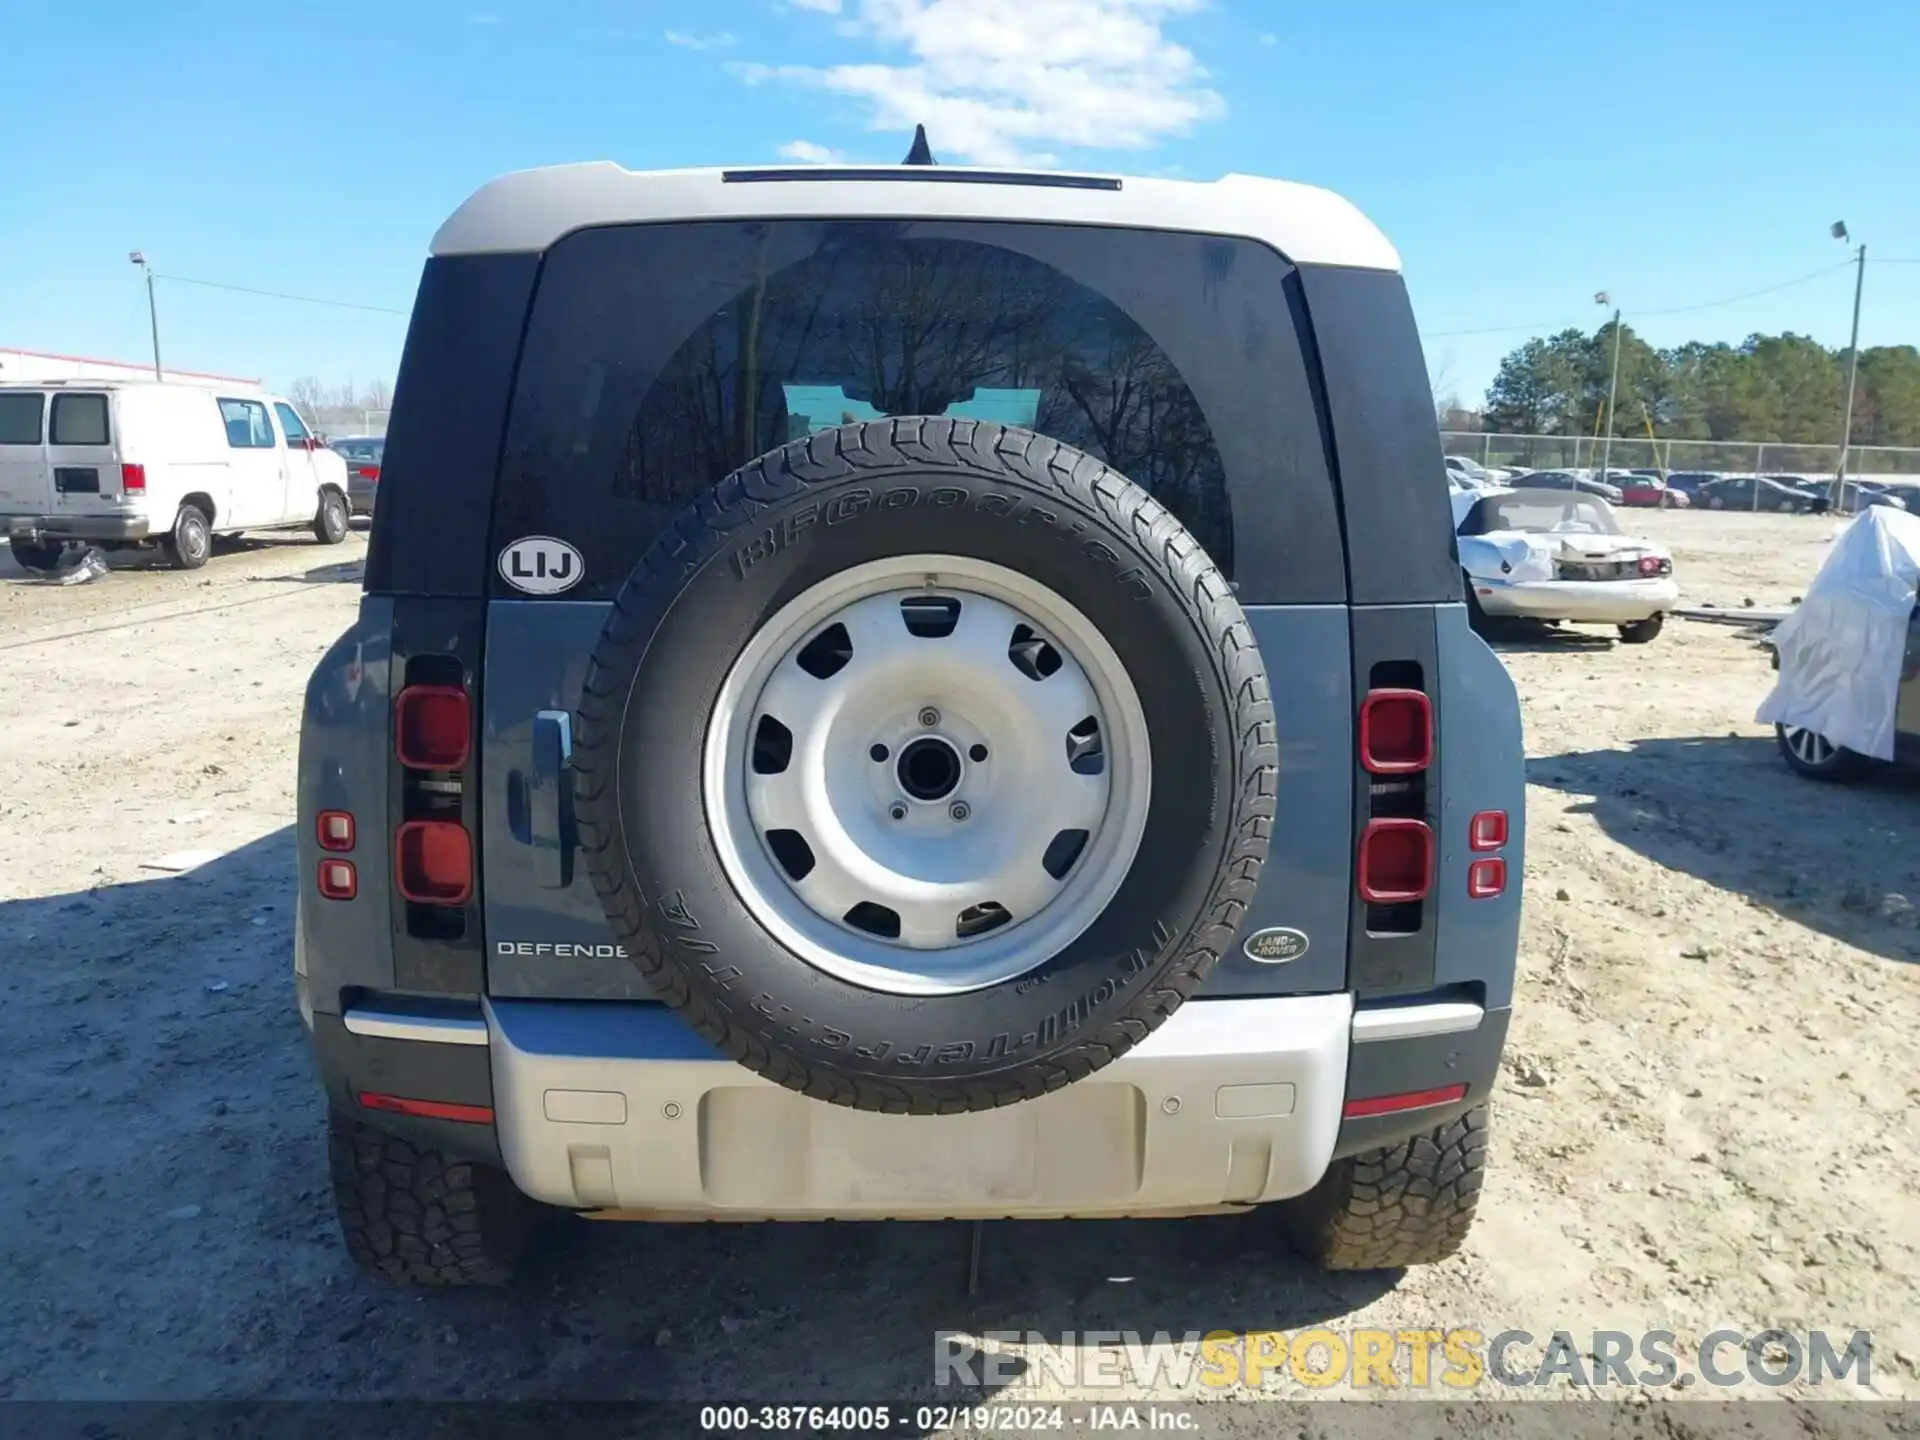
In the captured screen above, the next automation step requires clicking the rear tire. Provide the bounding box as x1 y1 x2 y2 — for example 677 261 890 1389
1618 615 1664 644
161 504 211 570
313 487 349 545
1280 1105 1490 1270
327 1109 537 1287
8 537 66 573
1775 724 1874 783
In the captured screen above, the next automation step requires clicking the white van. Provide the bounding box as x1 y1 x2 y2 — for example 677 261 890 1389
0 380 353 571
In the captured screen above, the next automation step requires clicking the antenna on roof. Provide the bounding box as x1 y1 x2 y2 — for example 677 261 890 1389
902 124 936 166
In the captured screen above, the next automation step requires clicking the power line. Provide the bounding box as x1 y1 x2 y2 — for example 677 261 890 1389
154 273 410 316
1424 258 1858 340
1424 316 1584 339
1628 259 1854 317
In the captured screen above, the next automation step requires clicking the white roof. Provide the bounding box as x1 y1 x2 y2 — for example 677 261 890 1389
429 162 1401 272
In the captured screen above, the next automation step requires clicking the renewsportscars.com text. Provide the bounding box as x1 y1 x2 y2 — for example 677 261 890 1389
935 1327 1874 1392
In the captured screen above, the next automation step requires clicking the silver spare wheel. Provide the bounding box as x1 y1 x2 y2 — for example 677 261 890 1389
704 554 1152 996
570 419 1276 1114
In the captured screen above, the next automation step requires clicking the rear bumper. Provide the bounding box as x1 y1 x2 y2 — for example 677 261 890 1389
486 994 1355 1218
312 991 1510 1220
1475 575 1677 623
5 513 150 543
346 483 377 516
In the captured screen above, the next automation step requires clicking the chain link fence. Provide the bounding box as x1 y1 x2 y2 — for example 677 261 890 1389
307 407 390 439
1442 431 1920 481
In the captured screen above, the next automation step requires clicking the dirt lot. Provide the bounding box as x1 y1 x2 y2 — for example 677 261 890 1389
1 512 1915 1423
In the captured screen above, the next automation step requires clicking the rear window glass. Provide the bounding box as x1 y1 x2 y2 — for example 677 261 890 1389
50 393 110 446
490 220 1345 603
1462 492 1621 536
0 393 43 445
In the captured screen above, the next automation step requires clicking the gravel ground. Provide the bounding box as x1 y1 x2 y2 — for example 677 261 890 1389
1 512 1915 1428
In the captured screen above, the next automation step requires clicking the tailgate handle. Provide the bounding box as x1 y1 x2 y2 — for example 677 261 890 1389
530 709 575 889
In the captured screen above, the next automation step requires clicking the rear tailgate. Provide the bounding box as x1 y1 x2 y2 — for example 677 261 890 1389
375 227 1505 1011
43 390 126 521
0 390 53 513
467 220 1372 1003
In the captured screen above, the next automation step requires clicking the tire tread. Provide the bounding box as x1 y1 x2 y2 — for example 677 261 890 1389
1285 1105 1489 1270
327 1109 533 1287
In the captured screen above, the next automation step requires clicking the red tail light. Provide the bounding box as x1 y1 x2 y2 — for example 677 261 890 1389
1467 857 1507 899
1359 689 1433 774
358 1092 493 1125
1357 818 1434 903
317 859 357 900
317 810 356 852
395 685 470 770
355 465 380 482
1468 810 1507 851
120 463 146 495
395 820 472 905
1343 1083 1467 1119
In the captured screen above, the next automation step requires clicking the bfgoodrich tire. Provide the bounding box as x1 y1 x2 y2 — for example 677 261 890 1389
327 1109 536 1287
572 419 1276 1115
1280 1105 1490 1270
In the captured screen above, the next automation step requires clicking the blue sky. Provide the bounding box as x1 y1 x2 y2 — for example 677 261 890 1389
4 0 1918 407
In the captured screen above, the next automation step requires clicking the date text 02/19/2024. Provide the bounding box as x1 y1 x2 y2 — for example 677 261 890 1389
697 1404 1197 1432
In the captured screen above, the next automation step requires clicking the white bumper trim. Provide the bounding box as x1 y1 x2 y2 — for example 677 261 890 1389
486 993 1352 1220
1472 575 1679 623
1351 1000 1484 1043
342 1005 489 1046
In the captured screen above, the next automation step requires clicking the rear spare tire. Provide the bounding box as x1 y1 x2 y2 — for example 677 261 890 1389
572 420 1275 1114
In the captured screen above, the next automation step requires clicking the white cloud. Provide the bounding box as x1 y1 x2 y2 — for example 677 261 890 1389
740 0 1223 168
666 29 738 49
778 139 849 163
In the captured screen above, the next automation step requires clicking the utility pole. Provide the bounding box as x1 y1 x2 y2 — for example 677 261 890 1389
129 251 162 380
1595 292 1622 482
1831 222 1866 503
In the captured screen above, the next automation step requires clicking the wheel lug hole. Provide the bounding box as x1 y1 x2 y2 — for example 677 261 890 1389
968 744 988 763
888 802 908 821
949 802 970 822
918 707 940 727
869 743 889 763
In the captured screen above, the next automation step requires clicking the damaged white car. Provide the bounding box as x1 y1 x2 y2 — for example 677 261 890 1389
1454 487 1678 643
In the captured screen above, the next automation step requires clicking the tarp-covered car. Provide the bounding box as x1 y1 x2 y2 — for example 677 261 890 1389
1757 506 1920 780
1454 487 1678 643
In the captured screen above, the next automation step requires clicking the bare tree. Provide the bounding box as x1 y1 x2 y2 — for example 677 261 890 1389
1428 347 1460 425
287 377 327 421
360 379 393 411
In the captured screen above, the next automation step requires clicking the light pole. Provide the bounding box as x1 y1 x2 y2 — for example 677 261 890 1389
1595 291 1623 482
1831 222 1866 502
129 251 162 380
